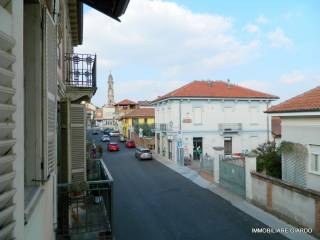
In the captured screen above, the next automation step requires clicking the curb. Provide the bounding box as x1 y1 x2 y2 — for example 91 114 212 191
153 154 317 240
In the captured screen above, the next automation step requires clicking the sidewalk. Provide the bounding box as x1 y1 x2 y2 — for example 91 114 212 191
153 153 317 240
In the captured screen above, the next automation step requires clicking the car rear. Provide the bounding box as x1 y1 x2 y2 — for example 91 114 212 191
108 142 120 151
138 148 152 160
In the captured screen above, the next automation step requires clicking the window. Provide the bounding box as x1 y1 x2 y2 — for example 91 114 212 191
193 107 202 125
310 145 320 174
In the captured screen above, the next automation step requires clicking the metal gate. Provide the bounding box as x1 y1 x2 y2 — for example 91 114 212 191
219 158 245 198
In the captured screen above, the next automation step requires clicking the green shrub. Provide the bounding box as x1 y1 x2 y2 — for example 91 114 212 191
253 141 282 178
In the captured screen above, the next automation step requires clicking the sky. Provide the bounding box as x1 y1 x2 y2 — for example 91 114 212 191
76 0 320 107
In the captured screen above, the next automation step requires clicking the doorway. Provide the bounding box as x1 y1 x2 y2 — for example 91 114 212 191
224 137 232 156
168 140 173 160
193 137 202 160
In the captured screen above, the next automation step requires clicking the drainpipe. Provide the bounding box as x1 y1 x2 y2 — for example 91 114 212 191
179 100 182 131
267 101 270 142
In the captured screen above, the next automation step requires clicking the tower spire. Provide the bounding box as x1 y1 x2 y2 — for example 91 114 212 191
107 73 115 105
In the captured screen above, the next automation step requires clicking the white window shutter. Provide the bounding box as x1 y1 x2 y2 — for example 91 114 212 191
0 2 17 239
70 104 86 183
42 9 57 179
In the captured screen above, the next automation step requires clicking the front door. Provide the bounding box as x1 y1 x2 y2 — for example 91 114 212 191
193 137 202 160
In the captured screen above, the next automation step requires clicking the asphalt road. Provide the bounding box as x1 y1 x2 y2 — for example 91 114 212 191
89 133 287 240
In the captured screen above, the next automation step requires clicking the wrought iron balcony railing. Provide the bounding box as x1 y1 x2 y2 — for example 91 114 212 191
65 53 96 88
57 159 113 239
218 123 242 133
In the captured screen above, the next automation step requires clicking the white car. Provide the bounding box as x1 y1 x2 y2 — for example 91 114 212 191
101 135 110 142
109 131 120 137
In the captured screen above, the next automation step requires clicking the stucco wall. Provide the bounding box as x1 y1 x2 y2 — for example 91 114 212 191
155 98 272 162
281 116 320 191
251 172 319 232
24 177 56 240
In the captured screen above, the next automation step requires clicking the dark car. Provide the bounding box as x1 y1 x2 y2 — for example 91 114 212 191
135 147 152 160
108 142 120 152
103 128 111 135
125 140 135 148
92 130 99 135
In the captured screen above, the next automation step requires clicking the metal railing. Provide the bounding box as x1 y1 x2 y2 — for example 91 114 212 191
218 123 242 133
200 154 214 176
57 159 113 239
154 123 173 132
65 53 96 88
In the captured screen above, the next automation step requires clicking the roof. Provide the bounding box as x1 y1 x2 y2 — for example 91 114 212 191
115 99 137 106
266 86 320 113
137 100 152 106
271 117 281 137
121 108 155 119
153 80 278 102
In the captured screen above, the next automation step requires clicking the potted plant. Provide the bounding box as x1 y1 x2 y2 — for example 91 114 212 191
96 145 103 158
71 181 88 197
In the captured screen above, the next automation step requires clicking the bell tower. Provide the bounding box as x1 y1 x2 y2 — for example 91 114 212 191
107 73 114 105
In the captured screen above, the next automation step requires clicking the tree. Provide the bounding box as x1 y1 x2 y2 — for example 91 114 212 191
253 141 282 178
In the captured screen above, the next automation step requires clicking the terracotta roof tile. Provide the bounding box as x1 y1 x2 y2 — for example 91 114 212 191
153 80 278 102
115 99 137 106
122 108 155 119
266 86 320 113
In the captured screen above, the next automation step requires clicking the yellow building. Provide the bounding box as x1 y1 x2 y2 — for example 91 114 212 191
121 108 155 138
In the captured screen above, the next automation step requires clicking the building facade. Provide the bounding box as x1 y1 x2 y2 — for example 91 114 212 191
114 99 138 133
0 0 130 239
153 80 278 163
266 86 320 192
120 108 155 138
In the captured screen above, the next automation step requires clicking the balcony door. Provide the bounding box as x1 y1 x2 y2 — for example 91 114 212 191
224 137 232 156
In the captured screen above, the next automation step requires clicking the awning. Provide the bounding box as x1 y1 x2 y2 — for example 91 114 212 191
80 0 130 22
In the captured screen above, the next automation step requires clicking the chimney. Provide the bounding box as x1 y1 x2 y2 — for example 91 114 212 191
208 80 213 87
227 79 231 88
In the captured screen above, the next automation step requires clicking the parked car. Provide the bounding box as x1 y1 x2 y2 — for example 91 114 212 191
135 147 152 160
109 130 120 137
125 140 135 148
92 130 99 135
101 135 110 142
108 142 120 152
119 135 126 142
103 128 111 135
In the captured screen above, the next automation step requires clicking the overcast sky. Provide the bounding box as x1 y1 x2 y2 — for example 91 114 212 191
76 0 320 107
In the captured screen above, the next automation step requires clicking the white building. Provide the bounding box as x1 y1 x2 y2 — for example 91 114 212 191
153 80 278 163
266 86 320 192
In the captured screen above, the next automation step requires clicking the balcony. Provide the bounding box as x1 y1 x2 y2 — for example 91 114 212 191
218 123 242 134
155 123 174 132
65 53 97 101
57 159 113 240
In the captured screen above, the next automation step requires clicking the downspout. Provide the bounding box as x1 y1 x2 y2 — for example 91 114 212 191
267 101 270 142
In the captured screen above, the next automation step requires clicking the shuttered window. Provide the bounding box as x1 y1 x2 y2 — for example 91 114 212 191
310 145 320 174
0 1 18 239
193 107 202 124
70 104 86 183
43 9 57 178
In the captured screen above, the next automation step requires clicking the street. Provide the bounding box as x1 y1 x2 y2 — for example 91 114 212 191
90 134 287 240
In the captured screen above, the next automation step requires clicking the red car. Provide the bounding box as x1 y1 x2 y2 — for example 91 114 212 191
125 140 136 148
108 142 120 152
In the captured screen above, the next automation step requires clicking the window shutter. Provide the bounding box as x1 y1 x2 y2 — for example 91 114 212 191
42 9 57 179
70 104 86 183
0 2 17 239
